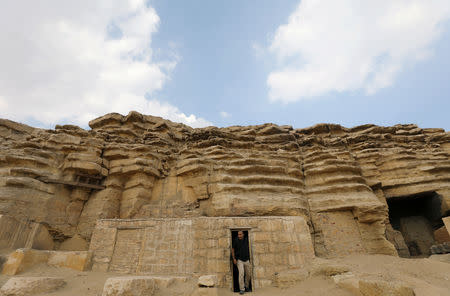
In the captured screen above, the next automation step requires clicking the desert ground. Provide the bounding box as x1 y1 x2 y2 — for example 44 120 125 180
1 251 449 296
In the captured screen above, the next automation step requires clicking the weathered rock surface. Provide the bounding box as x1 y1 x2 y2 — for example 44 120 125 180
0 277 66 296
101 275 190 296
309 257 350 276
1 249 92 275
358 279 415 296
0 112 449 259
59 234 88 251
433 226 450 244
332 272 361 295
331 274 416 296
197 275 217 287
101 276 156 296
443 217 450 234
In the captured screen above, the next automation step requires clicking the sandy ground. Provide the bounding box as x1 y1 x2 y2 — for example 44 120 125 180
1 253 449 296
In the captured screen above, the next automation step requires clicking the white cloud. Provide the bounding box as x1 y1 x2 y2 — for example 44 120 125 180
0 0 211 128
146 99 212 128
267 0 450 102
220 111 231 118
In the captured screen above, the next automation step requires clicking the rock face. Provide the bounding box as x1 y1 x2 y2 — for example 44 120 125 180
101 277 156 296
198 275 218 287
0 277 66 296
0 112 449 260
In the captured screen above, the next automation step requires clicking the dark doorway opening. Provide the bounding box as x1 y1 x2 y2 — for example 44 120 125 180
387 191 443 257
231 230 253 293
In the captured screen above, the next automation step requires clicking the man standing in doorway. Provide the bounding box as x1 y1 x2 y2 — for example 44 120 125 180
232 231 252 294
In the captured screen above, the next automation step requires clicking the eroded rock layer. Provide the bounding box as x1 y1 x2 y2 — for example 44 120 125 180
1 112 449 257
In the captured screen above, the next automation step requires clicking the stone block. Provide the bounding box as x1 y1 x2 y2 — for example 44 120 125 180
198 275 218 287
218 237 229 248
151 276 187 288
434 226 450 244
258 254 275 265
214 261 230 273
47 251 92 271
253 266 266 278
443 217 450 236
0 277 66 296
428 253 450 263
253 243 268 254
1 249 92 275
254 279 272 288
277 232 293 243
206 249 223 260
1 249 49 276
359 279 415 296
252 232 271 242
102 277 156 296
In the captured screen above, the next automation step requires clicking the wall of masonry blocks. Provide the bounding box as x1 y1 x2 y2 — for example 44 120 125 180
89 216 315 288
0 215 41 249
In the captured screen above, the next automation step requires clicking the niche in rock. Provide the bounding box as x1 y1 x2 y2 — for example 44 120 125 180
387 191 443 257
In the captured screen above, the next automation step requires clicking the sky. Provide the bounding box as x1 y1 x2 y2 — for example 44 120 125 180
0 0 449 130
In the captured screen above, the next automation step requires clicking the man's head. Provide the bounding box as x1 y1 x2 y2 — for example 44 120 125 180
237 231 244 240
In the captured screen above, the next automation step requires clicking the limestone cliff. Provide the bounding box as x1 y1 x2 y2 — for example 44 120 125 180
1 111 449 258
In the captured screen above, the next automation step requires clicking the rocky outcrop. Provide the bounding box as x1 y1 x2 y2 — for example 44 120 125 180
101 276 189 296
0 277 66 296
0 112 449 258
101 277 156 296
1 249 92 275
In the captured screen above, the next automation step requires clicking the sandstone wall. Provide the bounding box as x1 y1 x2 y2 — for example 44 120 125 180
1 112 449 258
0 215 53 250
89 217 314 288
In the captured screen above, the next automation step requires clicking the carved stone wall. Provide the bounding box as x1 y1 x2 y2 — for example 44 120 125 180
89 217 314 288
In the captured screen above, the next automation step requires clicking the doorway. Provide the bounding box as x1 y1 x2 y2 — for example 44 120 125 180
387 191 443 257
230 229 253 293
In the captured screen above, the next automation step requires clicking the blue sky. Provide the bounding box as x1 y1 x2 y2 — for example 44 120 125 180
0 0 449 130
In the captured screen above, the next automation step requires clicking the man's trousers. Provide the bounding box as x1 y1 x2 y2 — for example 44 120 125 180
237 259 252 291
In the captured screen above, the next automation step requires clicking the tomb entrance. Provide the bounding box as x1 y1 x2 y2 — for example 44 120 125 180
387 191 443 257
230 229 253 293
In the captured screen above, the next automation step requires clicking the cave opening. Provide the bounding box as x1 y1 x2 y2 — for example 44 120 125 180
387 191 443 257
